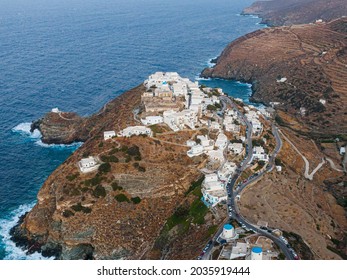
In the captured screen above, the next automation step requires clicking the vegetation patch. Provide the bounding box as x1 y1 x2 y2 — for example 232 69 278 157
111 181 123 191
115 194 130 203
185 176 204 196
131 197 142 204
100 155 119 163
62 210 74 218
66 173 79 182
71 203 92 214
93 185 106 198
98 163 111 173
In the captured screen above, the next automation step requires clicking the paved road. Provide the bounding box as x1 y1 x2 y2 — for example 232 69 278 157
200 97 294 260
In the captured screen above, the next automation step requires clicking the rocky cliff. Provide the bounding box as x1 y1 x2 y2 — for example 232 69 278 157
12 85 213 259
242 0 347 27
202 18 347 137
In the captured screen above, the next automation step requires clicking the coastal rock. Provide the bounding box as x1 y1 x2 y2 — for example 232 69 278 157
202 18 347 136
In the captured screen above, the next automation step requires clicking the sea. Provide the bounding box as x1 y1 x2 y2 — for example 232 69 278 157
0 0 265 259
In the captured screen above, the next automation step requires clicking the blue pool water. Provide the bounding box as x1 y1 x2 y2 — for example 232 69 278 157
0 0 265 259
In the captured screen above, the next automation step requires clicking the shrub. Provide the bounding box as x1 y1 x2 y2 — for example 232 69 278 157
115 194 130 203
109 148 119 155
111 182 123 191
120 145 128 153
138 166 146 172
71 203 92 214
99 163 111 173
275 158 283 166
93 185 106 198
127 145 141 157
66 173 78 181
131 197 141 204
134 155 142 161
84 175 103 186
98 142 104 148
62 210 74 218
71 203 84 212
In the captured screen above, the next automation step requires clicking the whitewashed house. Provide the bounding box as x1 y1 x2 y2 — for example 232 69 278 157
197 135 214 151
251 146 269 162
186 140 197 147
79 157 99 173
118 126 152 137
208 149 224 163
218 161 237 181
229 143 244 155
202 173 227 207
103 131 116 140
215 132 228 149
187 144 204 157
141 116 164 126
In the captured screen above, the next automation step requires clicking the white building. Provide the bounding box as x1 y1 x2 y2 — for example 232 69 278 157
197 135 215 151
250 247 263 260
144 72 180 89
172 81 188 97
210 121 221 131
207 149 224 163
251 146 269 162
202 173 226 207
118 126 152 137
163 109 198 131
186 140 196 147
276 165 282 172
222 224 236 240
51 107 60 113
215 132 228 149
141 116 164 126
218 161 237 181
78 157 99 173
229 143 244 155
229 242 248 260
340 147 346 155
104 131 116 140
187 144 204 158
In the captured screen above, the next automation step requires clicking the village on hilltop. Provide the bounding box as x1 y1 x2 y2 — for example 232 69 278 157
78 72 277 210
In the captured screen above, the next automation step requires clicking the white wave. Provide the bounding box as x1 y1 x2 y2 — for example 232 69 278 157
0 203 53 260
12 122 41 139
206 57 218 68
195 76 211 82
235 81 252 88
35 140 83 149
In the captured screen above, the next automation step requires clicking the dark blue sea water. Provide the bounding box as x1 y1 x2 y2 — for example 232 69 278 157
0 0 265 259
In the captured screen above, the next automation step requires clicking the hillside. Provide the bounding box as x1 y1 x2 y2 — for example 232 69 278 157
202 18 347 138
11 85 219 259
242 0 347 27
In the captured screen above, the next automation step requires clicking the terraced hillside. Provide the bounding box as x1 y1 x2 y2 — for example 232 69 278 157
202 18 347 137
242 0 347 26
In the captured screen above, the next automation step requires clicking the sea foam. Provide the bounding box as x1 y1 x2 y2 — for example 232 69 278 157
12 122 41 139
0 203 53 260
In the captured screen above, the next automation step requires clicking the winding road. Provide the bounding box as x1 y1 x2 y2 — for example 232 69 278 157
201 96 294 260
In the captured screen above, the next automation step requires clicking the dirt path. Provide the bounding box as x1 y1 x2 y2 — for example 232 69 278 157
279 131 326 180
